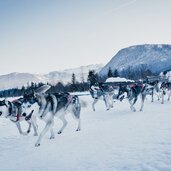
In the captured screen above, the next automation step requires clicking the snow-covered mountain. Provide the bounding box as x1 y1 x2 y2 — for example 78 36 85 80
0 64 103 90
99 44 171 77
47 64 103 85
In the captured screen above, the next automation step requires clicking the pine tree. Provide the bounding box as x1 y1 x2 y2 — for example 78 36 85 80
113 69 119 77
70 73 77 92
71 73 76 85
107 67 113 78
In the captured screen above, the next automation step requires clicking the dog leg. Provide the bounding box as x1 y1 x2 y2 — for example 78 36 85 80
140 94 146 112
168 91 171 101
109 95 114 108
132 96 138 112
110 96 114 108
158 91 161 100
58 115 68 134
92 99 98 111
50 121 55 139
129 99 136 112
31 116 38 136
35 119 54 147
151 89 154 102
50 128 55 139
15 122 25 135
26 121 32 134
103 95 110 110
155 92 160 101
76 117 81 131
161 91 165 104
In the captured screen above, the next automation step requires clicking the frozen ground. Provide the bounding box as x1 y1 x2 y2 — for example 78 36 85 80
0 95 171 171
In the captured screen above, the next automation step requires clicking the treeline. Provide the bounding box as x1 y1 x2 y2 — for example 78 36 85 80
99 64 156 82
0 73 90 98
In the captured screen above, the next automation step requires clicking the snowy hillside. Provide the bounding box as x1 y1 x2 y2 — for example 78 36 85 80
47 64 103 85
0 64 103 90
99 44 171 77
0 72 48 90
0 95 171 171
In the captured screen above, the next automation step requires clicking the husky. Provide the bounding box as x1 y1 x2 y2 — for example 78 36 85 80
160 81 171 104
117 83 147 112
21 88 81 147
145 80 161 102
0 98 37 135
89 83 113 111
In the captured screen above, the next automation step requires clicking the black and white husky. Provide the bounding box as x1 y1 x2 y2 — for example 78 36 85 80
117 83 147 112
89 84 113 111
160 82 171 104
22 87 81 147
0 98 38 135
145 80 161 102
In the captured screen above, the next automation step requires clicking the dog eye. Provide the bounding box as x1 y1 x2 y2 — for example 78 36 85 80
28 105 31 108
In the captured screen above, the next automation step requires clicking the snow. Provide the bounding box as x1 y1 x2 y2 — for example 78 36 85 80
0 64 103 90
0 95 171 171
99 44 171 76
105 77 134 82
158 45 163 48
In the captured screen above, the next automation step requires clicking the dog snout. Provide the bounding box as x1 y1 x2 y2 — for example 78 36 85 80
22 113 27 117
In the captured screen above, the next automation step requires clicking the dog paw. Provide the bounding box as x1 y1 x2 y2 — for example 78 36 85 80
58 131 62 134
76 129 81 132
50 136 55 139
35 143 40 147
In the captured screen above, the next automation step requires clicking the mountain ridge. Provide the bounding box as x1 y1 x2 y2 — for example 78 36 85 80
0 64 103 90
99 44 171 77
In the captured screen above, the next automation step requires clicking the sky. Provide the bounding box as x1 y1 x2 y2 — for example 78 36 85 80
1 0 171 75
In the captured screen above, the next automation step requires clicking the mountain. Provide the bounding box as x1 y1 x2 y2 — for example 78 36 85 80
47 64 103 85
99 44 171 77
0 64 103 90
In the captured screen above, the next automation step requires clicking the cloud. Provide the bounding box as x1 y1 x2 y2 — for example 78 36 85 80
107 0 138 15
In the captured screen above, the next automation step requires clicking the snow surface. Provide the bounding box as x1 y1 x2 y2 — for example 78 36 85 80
0 95 171 171
105 77 134 83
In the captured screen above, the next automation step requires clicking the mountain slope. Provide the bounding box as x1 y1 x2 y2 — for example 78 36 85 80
0 64 103 90
99 44 171 76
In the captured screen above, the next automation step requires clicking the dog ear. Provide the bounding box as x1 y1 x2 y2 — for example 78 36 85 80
35 85 51 94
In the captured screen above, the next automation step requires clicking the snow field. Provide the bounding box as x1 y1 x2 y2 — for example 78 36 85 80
0 95 171 171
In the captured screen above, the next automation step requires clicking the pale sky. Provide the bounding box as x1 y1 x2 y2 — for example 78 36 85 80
1 0 171 75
